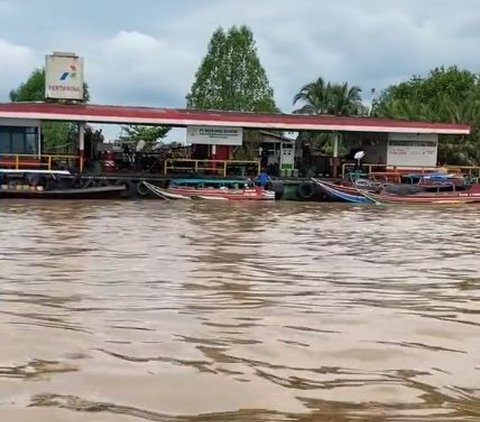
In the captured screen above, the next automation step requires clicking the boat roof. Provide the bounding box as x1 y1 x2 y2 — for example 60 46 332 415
405 172 458 179
172 178 251 184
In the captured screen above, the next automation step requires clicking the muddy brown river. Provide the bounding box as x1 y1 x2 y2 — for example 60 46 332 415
0 200 479 421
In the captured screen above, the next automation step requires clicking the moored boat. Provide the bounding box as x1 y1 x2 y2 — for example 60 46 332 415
360 183 480 205
0 169 126 199
142 177 275 201
311 178 375 204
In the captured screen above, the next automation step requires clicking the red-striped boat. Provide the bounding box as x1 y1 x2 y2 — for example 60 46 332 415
361 183 480 205
142 178 275 201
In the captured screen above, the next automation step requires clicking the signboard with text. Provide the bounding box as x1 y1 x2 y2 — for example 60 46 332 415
45 53 84 101
186 126 243 145
387 133 438 167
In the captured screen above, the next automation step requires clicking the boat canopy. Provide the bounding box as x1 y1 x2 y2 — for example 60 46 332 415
171 178 253 187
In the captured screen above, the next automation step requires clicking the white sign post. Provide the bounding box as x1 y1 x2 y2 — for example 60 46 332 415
186 126 243 145
45 52 85 101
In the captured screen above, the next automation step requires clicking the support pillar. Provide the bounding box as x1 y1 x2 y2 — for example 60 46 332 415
78 122 85 173
37 124 42 159
332 132 339 178
211 144 217 175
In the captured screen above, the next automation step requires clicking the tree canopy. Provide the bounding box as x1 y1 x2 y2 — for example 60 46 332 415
293 76 366 116
372 66 480 165
119 125 170 150
292 76 367 158
186 25 277 113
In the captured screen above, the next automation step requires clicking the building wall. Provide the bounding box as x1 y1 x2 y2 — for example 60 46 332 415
0 118 40 127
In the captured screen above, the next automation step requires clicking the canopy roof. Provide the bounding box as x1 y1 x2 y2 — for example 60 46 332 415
0 102 470 135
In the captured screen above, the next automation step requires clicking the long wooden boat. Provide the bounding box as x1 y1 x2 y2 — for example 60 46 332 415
311 178 375 204
0 169 125 199
0 185 126 199
142 178 275 201
361 183 480 205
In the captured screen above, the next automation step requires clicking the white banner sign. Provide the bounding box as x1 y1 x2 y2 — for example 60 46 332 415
387 133 438 167
45 54 84 101
186 126 243 145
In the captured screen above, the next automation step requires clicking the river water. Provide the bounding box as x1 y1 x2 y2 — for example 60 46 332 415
0 200 479 421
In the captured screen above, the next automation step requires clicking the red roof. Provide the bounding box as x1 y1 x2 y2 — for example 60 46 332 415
0 102 470 135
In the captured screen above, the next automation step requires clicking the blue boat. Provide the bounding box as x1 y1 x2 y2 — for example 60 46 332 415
312 178 374 204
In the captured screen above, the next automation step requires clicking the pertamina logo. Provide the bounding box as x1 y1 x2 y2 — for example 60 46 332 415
49 63 81 93
59 64 78 81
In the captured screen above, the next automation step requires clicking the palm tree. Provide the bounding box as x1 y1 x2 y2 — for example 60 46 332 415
293 77 365 116
327 82 364 115
293 77 331 114
375 93 480 165
379 98 432 121
293 77 365 159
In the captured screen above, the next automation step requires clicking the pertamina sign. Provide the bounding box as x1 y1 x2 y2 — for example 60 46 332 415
45 53 84 101
186 126 243 145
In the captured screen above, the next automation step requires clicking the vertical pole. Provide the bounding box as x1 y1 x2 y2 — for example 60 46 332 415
78 122 85 173
211 144 217 175
332 132 339 178
279 142 283 174
37 124 42 159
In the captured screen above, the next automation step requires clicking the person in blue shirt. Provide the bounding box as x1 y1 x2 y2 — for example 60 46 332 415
255 171 271 188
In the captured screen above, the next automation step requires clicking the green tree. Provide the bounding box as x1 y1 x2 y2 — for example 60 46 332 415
372 66 480 165
186 25 277 113
328 82 365 116
293 77 366 157
119 125 170 150
293 77 331 115
9 69 45 102
293 77 364 116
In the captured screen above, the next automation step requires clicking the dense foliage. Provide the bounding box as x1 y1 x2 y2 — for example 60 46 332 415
373 66 480 165
293 76 366 116
293 76 366 155
119 125 170 150
186 25 277 113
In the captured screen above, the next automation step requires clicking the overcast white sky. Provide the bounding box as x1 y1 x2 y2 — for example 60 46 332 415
0 0 478 139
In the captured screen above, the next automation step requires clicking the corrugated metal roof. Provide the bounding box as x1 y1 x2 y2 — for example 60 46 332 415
0 102 470 135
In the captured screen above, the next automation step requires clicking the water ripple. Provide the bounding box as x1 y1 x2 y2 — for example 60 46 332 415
0 200 479 421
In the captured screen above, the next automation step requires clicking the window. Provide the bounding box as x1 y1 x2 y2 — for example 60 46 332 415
26 132 38 154
388 140 436 148
0 126 39 154
0 131 10 154
11 132 25 154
